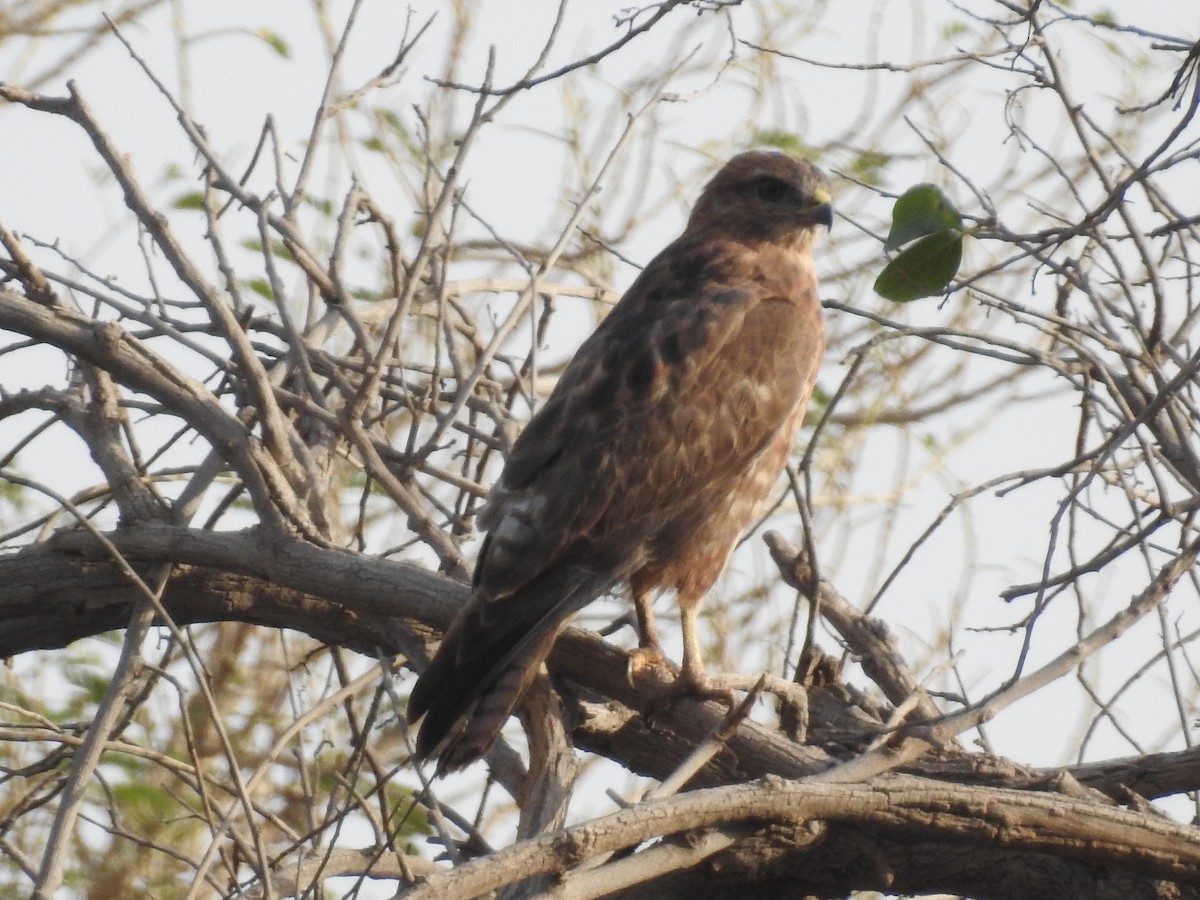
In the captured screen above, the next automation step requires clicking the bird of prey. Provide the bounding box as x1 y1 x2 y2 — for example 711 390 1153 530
408 150 832 772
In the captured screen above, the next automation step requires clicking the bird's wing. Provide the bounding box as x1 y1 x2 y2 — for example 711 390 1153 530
475 236 824 602
408 236 823 769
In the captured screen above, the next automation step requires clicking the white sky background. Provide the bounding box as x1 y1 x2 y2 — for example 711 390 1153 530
3 0 1200 882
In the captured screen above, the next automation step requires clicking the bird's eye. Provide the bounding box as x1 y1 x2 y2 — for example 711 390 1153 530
754 176 790 203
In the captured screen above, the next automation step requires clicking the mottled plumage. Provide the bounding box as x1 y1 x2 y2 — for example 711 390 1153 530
408 150 832 772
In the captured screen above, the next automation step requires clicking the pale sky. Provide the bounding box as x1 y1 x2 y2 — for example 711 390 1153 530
3 1 1199 851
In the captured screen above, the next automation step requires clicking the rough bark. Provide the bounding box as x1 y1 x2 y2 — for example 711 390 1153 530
4 528 1200 899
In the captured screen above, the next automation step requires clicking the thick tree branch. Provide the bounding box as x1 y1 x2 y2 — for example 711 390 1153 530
400 775 1200 899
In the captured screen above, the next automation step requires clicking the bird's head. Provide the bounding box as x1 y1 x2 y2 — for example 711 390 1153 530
687 150 833 246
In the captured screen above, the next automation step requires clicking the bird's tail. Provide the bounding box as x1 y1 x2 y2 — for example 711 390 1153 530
407 566 616 774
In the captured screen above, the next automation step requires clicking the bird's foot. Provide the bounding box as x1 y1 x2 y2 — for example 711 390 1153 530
671 667 738 709
637 667 740 727
627 643 672 687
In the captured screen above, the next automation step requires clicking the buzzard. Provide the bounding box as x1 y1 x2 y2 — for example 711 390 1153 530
408 150 832 772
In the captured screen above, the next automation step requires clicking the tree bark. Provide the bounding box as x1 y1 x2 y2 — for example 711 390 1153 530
5 527 1200 899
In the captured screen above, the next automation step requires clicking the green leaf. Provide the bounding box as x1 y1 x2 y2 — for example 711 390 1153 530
848 151 891 187
244 277 274 300
0 477 29 508
874 229 963 302
752 129 811 157
257 28 290 58
113 782 175 823
172 192 205 211
302 194 334 217
240 237 296 264
375 108 407 136
883 184 961 250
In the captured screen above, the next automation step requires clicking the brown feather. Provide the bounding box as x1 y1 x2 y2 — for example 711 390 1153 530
408 150 831 772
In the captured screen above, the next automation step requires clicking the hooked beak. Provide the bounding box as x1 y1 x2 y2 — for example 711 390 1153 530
809 186 834 230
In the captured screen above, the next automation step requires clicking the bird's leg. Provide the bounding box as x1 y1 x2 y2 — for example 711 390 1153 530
675 600 736 706
634 585 662 654
628 583 667 681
